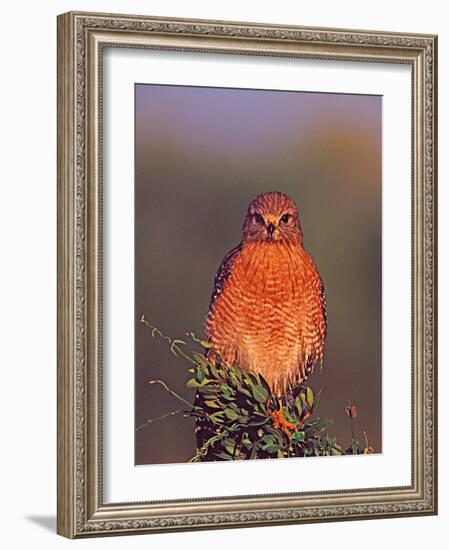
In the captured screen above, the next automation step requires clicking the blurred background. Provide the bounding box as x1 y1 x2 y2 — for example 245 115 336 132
135 84 382 465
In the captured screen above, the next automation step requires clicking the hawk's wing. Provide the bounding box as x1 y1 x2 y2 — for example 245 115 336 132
300 268 327 382
196 244 242 455
208 243 242 313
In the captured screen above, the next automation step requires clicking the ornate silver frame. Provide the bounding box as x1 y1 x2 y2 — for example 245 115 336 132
57 11 438 538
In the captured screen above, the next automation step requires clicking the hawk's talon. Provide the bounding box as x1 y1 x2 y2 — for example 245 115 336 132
271 403 297 440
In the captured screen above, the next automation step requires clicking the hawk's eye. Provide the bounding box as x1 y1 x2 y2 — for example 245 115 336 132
254 213 264 224
281 214 290 223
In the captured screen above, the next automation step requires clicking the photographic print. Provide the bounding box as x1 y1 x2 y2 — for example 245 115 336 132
58 12 437 537
135 84 382 465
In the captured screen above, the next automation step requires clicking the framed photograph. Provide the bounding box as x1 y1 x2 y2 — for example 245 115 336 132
57 11 437 538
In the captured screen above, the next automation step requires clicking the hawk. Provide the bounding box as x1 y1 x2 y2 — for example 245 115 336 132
206 191 326 393
196 191 327 450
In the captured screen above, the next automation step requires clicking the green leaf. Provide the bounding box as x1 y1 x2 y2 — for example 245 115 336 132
306 387 314 408
196 367 205 383
247 418 269 428
312 387 324 411
199 391 219 400
229 370 241 385
261 434 276 446
209 412 225 424
252 384 268 403
204 400 220 409
259 375 271 394
214 451 234 460
192 351 210 368
224 408 239 420
209 363 219 379
249 372 261 386
264 444 280 454
265 426 285 445
311 418 333 431
294 397 304 416
224 439 237 455
186 378 200 389
283 409 295 424
292 431 305 442
197 378 213 387
221 395 235 403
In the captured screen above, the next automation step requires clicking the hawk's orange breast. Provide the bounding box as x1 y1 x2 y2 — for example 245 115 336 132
205 241 326 395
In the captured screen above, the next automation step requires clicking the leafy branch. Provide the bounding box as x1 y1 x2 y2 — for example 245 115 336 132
137 315 374 461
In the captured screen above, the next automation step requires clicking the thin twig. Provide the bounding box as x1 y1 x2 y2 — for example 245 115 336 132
363 430 369 449
233 430 245 460
148 379 193 409
140 316 197 366
189 429 230 462
136 409 185 431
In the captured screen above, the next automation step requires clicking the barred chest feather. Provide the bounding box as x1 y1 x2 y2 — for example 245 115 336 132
206 241 326 395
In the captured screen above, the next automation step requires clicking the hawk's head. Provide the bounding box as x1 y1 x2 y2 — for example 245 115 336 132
242 191 303 246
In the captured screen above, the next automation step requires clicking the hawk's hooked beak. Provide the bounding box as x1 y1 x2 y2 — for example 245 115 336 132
267 223 275 236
